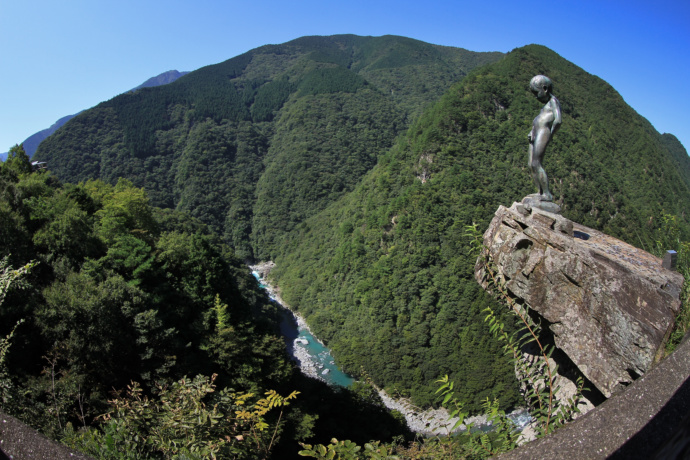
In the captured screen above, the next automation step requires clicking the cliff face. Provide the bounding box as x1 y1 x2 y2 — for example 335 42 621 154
476 203 684 398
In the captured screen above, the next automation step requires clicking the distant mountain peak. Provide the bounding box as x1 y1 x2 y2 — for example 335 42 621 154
1 69 189 160
132 70 190 91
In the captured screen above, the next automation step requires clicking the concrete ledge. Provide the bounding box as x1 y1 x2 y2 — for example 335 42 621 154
0 411 93 459
496 334 690 459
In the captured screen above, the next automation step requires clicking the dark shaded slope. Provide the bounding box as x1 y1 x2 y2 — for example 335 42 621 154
270 44 690 410
34 35 504 259
21 114 80 158
662 133 690 196
251 87 406 258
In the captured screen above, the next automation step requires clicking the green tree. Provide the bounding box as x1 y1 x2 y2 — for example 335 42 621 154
93 178 158 245
3 144 32 175
0 256 35 407
37 272 156 387
63 374 300 459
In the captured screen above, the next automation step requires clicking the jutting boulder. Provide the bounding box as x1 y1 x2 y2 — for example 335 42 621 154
476 203 684 398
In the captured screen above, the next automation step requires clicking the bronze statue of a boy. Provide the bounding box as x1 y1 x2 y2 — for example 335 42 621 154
528 75 561 202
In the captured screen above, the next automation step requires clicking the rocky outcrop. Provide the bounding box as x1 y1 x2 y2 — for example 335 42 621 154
476 203 684 398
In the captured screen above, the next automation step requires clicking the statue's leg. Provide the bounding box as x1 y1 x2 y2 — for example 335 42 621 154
528 142 540 194
532 129 553 201
537 167 552 201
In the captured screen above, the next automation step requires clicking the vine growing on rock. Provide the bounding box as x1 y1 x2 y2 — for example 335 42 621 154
466 223 585 437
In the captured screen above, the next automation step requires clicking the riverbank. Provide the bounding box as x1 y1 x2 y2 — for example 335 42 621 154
248 262 530 436
250 262 327 383
375 388 491 435
250 261 323 345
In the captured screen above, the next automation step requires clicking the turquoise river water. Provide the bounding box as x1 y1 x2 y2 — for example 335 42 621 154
252 271 533 432
252 272 355 387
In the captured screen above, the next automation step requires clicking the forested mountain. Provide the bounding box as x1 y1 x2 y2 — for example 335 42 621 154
268 44 690 408
30 36 690 416
2 69 189 161
34 35 504 260
0 114 80 162
0 152 410 458
15 114 81 159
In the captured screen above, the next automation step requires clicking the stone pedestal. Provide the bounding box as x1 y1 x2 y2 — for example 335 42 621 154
520 194 562 214
476 203 684 398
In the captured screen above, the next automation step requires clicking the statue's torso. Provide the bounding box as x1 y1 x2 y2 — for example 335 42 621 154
532 102 555 132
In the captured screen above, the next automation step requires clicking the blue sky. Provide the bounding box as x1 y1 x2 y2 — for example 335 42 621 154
1 0 688 153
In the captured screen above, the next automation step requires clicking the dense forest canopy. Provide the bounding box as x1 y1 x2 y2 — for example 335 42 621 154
35 34 504 260
269 44 690 408
11 35 690 454
0 150 411 458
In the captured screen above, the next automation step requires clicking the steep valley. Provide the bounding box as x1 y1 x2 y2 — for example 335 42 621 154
33 36 690 410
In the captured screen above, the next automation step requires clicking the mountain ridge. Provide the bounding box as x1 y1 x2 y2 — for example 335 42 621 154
30 36 690 410
268 43 690 407
131 69 189 90
34 34 505 260
1 69 189 161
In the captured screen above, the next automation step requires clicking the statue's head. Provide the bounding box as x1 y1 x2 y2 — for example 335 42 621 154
530 75 553 102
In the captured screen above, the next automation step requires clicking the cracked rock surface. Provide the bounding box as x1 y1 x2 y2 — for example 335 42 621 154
476 203 684 398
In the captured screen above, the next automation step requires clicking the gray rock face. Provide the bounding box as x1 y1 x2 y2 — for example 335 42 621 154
476 203 684 398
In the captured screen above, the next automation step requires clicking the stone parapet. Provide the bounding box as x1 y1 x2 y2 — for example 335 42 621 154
1 410 93 459
496 334 690 459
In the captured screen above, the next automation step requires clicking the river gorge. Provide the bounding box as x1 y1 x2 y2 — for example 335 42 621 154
249 262 532 435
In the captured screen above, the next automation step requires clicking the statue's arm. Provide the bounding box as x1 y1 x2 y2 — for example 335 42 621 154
551 97 562 135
